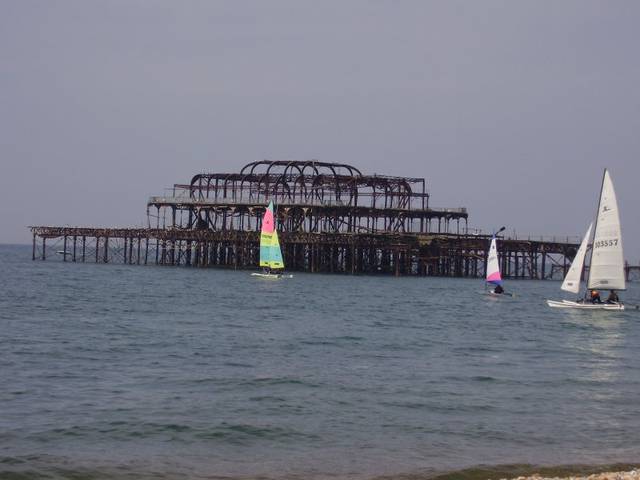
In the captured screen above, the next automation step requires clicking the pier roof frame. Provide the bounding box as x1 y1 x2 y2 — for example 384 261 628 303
188 161 424 193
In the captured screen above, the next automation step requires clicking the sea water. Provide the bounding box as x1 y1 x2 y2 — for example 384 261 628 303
1 244 639 479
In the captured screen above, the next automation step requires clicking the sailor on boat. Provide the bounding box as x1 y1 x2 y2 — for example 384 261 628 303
262 266 282 278
589 290 603 304
493 284 505 295
606 290 620 304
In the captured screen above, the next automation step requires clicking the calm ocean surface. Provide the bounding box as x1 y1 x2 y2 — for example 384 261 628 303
1 244 639 479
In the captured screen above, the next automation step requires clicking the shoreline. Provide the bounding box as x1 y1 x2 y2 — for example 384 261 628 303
2 461 639 480
421 464 640 480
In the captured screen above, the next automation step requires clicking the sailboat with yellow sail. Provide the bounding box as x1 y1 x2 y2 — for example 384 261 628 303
251 200 291 278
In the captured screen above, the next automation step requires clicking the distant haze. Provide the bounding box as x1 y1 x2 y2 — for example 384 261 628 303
1 1 639 260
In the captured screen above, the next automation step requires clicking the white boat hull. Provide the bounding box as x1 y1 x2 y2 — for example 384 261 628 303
546 299 625 310
250 272 293 279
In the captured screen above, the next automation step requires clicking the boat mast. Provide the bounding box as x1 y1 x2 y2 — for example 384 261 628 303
586 168 607 289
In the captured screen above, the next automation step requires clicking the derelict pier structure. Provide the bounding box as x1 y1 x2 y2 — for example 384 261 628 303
31 160 580 279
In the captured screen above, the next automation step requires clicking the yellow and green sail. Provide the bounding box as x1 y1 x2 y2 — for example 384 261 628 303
259 201 284 270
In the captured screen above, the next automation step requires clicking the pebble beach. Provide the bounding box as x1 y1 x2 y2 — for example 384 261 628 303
500 471 640 480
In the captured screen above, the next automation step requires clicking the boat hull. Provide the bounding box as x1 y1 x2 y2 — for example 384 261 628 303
485 290 514 297
546 299 625 310
250 272 292 279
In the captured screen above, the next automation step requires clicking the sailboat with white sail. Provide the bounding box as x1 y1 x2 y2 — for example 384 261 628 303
486 235 503 294
485 229 511 296
547 169 625 310
251 200 291 279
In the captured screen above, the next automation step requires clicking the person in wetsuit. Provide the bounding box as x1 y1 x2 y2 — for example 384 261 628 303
590 290 603 304
493 284 504 294
606 290 620 304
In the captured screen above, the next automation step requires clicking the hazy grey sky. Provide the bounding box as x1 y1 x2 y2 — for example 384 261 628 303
1 1 639 259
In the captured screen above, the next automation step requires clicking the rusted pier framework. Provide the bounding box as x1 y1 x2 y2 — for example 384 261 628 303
30 160 586 279
147 160 469 235
30 226 582 280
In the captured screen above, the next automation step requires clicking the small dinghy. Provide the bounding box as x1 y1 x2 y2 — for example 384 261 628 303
484 229 513 296
252 200 292 279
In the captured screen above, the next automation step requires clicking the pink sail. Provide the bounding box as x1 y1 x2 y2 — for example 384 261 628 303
487 271 502 283
261 205 275 234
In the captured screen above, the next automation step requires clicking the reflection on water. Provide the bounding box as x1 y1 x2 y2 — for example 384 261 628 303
563 313 624 384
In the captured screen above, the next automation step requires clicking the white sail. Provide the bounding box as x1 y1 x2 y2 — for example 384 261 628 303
561 223 592 293
587 170 626 291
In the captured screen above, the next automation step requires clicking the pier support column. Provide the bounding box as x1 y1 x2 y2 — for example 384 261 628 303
483 249 488 279
103 237 109 263
193 242 200 267
625 262 630 282
160 240 167 265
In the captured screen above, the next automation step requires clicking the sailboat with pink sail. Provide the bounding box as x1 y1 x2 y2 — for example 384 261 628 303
485 227 512 296
251 200 291 279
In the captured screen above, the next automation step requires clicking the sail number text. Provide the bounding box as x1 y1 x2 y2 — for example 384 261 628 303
594 239 619 249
